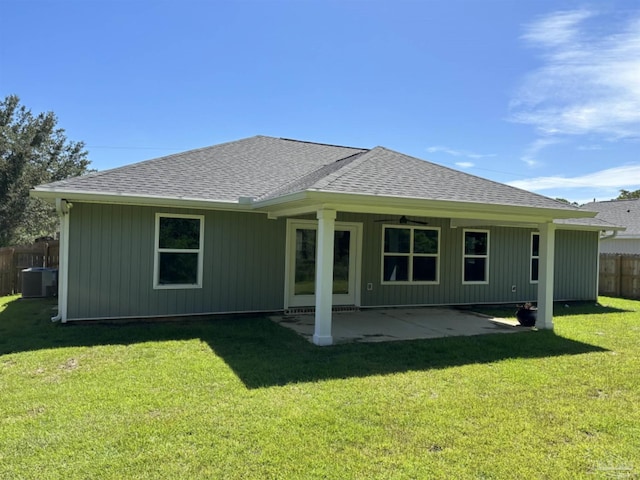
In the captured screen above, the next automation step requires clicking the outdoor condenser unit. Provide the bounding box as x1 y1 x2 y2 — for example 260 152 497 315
21 267 58 298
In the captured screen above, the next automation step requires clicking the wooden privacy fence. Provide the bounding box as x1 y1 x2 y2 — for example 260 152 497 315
599 254 640 299
0 241 59 296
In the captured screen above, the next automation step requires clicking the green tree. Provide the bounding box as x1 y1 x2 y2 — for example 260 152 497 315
0 95 91 246
554 198 580 206
616 189 640 200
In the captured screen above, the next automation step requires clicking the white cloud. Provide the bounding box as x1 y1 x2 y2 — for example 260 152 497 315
521 9 593 47
510 9 640 138
426 145 495 159
426 146 460 156
507 164 640 191
577 144 602 151
455 161 474 168
520 138 561 167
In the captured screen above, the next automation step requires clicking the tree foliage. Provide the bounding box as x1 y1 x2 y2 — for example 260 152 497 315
554 198 580 206
616 189 640 200
0 95 91 246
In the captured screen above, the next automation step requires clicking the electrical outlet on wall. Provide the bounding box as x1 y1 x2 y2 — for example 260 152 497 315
367 283 373 291
511 285 517 293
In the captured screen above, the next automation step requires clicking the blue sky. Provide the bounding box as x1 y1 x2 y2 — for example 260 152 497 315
2 0 639 204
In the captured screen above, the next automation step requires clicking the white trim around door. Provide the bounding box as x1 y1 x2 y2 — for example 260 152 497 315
285 219 362 309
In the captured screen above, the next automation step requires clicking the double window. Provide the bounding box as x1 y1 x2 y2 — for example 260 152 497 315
154 213 204 289
382 226 440 283
462 230 489 283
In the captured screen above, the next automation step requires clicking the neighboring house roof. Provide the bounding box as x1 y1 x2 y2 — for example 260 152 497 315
582 199 640 238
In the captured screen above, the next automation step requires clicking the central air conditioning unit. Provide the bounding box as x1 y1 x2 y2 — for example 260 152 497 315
21 268 58 298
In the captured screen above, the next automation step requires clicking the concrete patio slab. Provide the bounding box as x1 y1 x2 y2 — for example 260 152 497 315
270 307 529 344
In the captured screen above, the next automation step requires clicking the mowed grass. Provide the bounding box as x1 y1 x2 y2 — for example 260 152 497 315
1 296 639 479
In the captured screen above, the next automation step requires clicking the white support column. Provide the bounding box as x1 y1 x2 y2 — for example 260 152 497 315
537 222 556 329
313 209 336 346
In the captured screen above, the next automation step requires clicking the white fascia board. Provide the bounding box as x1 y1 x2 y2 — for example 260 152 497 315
450 218 540 229
450 218 621 231
316 191 596 220
608 233 639 238
255 190 595 223
554 223 626 232
30 188 254 213
251 192 325 217
250 191 311 208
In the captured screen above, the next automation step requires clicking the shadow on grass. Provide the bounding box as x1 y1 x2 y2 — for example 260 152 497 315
461 300 632 320
1 297 608 389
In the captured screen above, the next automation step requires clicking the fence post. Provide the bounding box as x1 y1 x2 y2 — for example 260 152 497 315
0 248 16 296
10 248 17 294
615 254 622 297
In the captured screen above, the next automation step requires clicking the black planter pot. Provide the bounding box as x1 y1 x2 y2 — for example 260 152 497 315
516 308 537 327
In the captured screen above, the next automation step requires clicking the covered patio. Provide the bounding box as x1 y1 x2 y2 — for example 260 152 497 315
261 201 564 346
271 307 530 344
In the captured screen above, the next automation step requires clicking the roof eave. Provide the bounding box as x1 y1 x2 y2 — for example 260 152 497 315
30 188 249 212
31 187 602 225
606 233 638 238
553 222 627 232
253 190 596 222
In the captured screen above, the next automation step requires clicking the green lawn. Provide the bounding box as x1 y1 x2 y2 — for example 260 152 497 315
1 295 638 479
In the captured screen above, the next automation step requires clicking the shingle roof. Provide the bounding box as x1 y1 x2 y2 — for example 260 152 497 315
40 136 366 202
582 199 640 237
35 135 584 213
294 146 578 210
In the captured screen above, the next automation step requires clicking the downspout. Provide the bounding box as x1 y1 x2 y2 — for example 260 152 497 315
51 199 72 322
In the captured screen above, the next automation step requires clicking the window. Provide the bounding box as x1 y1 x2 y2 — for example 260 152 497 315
530 233 539 283
382 226 440 283
154 213 204 289
463 229 489 284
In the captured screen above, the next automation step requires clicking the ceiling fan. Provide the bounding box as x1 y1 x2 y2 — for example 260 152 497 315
374 215 429 225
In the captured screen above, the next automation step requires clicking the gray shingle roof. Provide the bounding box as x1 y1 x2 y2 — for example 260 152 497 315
582 199 640 236
40 136 366 202
35 135 585 214
297 146 579 210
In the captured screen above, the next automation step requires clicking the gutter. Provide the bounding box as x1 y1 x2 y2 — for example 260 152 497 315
30 188 251 212
51 199 72 323
253 190 597 221
600 230 619 241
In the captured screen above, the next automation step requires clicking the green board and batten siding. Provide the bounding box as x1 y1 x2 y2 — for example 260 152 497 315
343 214 598 308
553 229 599 300
67 203 286 320
66 205 599 320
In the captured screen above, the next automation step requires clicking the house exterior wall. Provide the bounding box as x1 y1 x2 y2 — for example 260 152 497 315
66 206 599 320
600 238 640 255
554 229 599 300
66 203 287 320
343 213 599 307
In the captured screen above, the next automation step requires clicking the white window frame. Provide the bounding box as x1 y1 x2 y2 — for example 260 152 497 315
530 232 540 284
153 213 205 290
381 225 441 285
462 229 489 285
